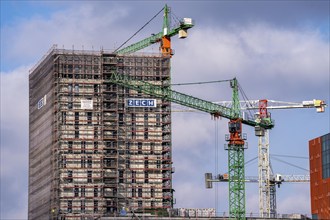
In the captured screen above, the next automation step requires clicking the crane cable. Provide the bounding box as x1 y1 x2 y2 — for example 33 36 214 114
171 79 232 86
219 156 258 176
245 156 259 167
114 6 164 53
270 154 308 159
269 159 274 176
171 11 181 28
237 81 255 120
271 157 309 172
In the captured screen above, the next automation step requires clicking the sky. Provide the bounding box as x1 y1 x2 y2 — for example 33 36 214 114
0 1 329 219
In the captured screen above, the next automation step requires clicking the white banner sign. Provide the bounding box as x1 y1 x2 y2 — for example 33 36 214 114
81 99 93 109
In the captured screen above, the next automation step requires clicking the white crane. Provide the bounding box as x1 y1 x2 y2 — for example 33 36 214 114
243 99 325 218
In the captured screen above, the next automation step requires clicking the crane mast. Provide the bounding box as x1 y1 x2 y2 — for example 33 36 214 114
161 4 171 56
256 100 274 218
257 128 274 217
226 79 246 219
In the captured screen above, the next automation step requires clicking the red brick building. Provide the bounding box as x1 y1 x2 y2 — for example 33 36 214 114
309 133 330 219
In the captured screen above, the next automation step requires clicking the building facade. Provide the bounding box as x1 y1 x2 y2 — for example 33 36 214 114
29 47 173 219
309 133 330 219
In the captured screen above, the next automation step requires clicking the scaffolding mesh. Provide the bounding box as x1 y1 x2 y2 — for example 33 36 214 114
29 48 173 219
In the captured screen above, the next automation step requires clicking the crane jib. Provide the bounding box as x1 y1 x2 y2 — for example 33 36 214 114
108 73 274 130
115 24 194 55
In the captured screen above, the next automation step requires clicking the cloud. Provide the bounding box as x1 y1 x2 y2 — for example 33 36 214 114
170 1 329 31
245 189 259 215
172 24 329 101
1 3 131 70
1 66 30 219
173 180 228 211
277 184 311 215
0 66 30 127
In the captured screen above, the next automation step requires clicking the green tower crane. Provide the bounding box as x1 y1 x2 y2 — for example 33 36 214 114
108 73 274 219
112 5 274 219
115 4 194 57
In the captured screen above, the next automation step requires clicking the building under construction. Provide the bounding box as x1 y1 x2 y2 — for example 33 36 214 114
29 46 173 219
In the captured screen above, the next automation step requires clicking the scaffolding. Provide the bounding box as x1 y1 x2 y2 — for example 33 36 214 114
29 47 173 219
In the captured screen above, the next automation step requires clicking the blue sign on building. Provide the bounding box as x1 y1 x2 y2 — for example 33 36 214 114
126 98 157 108
37 95 47 110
